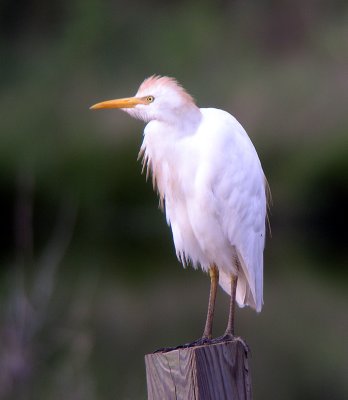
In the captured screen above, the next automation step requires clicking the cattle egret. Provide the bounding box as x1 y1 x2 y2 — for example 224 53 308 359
90 75 269 345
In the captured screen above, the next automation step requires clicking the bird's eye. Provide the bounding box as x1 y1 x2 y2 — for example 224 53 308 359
146 96 154 103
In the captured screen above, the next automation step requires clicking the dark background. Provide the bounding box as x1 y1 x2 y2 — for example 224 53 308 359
0 1 347 399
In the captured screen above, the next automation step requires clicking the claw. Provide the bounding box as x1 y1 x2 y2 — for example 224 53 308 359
210 334 250 354
153 335 249 354
154 337 212 353
182 336 212 348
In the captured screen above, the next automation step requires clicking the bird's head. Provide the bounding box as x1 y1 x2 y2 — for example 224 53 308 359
90 75 201 126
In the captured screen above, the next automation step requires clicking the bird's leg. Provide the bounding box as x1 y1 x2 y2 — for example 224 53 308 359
154 265 219 352
210 273 238 345
224 274 238 337
180 264 219 347
202 264 219 340
210 273 249 352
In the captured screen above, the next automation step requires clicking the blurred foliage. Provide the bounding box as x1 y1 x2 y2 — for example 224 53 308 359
0 0 347 399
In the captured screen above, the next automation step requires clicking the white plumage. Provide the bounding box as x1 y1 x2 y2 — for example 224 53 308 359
91 75 269 340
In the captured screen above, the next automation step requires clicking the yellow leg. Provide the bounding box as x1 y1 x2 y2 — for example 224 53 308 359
202 265 219 339
225 274 238 336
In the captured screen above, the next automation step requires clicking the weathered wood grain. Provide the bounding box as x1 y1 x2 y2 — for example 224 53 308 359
145 340 252 400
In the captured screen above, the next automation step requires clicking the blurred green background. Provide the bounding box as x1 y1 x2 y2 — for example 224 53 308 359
0 1 347 399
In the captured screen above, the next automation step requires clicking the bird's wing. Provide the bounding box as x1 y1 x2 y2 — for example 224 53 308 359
202 109 267 311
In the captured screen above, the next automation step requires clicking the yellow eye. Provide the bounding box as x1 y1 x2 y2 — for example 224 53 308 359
146 96 154 103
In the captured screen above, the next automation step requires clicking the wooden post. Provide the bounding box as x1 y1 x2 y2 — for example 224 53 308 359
145 339 252 400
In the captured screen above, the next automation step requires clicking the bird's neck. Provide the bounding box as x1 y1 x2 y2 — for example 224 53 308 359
139 105 201 202
160 103 202 135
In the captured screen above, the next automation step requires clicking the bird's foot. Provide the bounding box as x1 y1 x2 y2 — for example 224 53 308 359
153 335 249 354
210 332 234 344
210 333 250 354
154 336 212 353
180 336 212 349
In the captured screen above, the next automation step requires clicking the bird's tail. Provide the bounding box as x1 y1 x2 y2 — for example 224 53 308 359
218 265 261 312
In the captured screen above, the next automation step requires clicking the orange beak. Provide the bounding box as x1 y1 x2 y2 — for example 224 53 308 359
90 97 144 110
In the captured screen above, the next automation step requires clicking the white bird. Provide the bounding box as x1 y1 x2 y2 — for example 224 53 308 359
90 75 269 345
